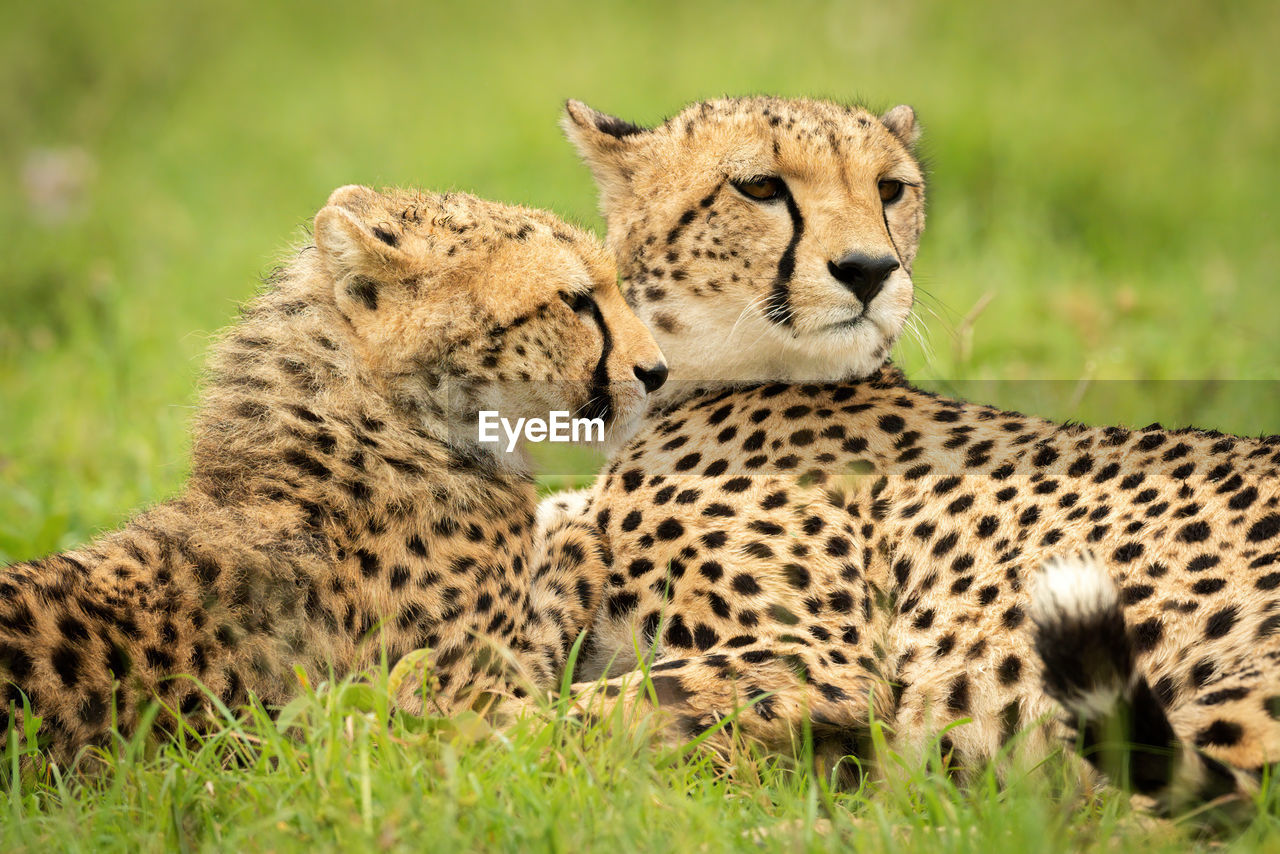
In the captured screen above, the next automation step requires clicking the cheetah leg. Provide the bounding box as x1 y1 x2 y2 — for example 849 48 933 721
392 495 613 717
515 644 879 764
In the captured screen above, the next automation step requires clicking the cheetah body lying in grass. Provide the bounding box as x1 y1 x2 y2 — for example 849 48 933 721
532 96 1280 813
0 184 665 766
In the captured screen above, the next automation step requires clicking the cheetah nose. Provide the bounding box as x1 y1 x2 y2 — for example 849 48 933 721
828 252 900 306
634 362 668 394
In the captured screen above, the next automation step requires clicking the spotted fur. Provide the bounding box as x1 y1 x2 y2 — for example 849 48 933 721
0 184 665 766
532 98 1280 812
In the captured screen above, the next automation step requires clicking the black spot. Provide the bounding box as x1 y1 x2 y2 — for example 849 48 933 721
389 564 411 590
1190 659 1215 688
355 549 380 578
1112 542 1144 563
700 531 727 549
346 276 379 311
1186 554 1220 573
52 644 82 687
1247 514 1280 543
371 225 398 247
1135 433 1165 451
1204 606 1238 639
1121 584 1154 604
693 624 719 651
607 592 638 618
997 655 1022 686
760 491 788 510
628 558 654 578
664 617 694 650
1131 618 1163 653
655 518 685 540
1032 446 1058 467
674 453 702 472
1199 687 1250 705
783 564 811 590
1194 720 1243 748
1067 455 1094 476
1178 521 1211 543
878 414 905 434
1002 605 1025 630
1153 675 1177 707
1229 487 1258 510
946 675 970 713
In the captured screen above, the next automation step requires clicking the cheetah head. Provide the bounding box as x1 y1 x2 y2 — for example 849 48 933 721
563 97 924 394
312 185 666 453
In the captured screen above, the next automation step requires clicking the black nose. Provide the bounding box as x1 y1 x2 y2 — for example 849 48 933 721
634 362 668 394
827 253 900 305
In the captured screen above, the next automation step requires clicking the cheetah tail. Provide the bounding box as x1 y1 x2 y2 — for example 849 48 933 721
1029 551 1255 817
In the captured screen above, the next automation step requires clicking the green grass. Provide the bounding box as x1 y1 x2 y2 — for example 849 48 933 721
2 0 1279 849
5 661 1279 853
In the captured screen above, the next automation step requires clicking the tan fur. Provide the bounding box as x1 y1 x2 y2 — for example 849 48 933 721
535 97 1280 804
0 184 665 766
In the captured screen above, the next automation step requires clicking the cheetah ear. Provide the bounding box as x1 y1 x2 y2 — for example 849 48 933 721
563 99 649 144
325 183 381 212
879 105 921 148
562 100 649 206
314 188 406 281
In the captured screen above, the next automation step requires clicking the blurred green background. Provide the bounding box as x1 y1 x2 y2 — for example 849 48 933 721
1 0 1277 562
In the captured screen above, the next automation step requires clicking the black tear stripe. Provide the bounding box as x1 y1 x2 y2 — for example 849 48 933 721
578 298 614 425
764 193 805 326
881 207 902 262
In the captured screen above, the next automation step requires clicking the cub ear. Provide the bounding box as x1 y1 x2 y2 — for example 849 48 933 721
314 190 404 281
879 104 921 148
324 183 381 211
562 100 650 207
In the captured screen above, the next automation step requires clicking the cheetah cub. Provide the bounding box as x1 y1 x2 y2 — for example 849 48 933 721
0 184 665 766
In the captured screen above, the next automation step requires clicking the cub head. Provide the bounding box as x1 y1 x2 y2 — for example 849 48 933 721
563 97 925 389
312 185 666 452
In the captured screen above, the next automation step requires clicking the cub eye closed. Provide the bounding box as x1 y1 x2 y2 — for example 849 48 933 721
878 179 905 204
732 176 788 202
562 290 594 314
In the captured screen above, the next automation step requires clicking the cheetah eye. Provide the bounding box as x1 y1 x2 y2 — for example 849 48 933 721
878 180 905 204
562 290 594 314
732 176 788 203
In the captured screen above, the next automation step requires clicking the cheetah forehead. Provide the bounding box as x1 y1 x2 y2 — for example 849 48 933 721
358 188 599 251
667 98 905 151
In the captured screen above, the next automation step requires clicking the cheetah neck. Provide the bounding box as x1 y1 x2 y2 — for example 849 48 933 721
187 263 539 553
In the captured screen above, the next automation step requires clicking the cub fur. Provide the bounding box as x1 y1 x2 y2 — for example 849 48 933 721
0 184 665 766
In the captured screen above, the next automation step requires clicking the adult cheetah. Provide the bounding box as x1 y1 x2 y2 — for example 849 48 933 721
0 184 666 766
532 96 1280 813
